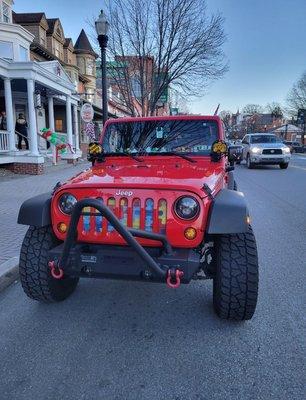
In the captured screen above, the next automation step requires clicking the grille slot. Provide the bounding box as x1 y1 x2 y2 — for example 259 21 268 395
80 196 168 234
262 149 282 155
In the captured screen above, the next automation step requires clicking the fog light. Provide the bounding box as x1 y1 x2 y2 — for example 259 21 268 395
57 222 67 233
246 215 251 225
184 227 197 240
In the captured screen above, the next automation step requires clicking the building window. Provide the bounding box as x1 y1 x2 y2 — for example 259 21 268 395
56 27 62 38
86 88 94 103
131 76 141 99
2 2 10 23
54 41 62 59
87 59 94 75
0 40 13 60
55 119 63 132
19 45 28 61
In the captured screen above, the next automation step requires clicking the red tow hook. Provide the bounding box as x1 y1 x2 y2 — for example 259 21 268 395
166 269 184 289
48 261 64 280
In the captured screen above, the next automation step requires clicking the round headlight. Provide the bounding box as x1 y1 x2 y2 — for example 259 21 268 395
58 193 77 215
174 196 200 220
283 147 290 154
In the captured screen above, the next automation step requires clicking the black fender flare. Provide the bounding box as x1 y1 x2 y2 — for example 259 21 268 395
207 189 249 234
17 192 52 227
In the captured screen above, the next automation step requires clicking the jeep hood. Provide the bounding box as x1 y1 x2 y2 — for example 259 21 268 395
62 157 225 197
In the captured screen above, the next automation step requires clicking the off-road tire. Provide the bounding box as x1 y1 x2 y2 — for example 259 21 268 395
246 154 254 169
19 226 79 303
213 226 259 321
279 163 288 169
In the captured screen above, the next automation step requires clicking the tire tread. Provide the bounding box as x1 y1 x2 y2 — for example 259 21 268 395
213 226 259 320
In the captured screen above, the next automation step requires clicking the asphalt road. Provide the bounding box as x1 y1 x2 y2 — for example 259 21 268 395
0 156 305 400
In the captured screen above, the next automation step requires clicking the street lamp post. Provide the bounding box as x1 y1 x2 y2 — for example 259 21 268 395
95 10 109 126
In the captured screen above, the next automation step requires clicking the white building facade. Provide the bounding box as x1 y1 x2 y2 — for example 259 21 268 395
0 0 81 174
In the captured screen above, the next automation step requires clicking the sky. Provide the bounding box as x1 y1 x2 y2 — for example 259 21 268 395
13 0 306 114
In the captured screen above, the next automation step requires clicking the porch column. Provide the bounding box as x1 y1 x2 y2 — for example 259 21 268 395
66 95 73 147
47 96 55 131
73 104 80 151
4 78 16 151
27 79 39 156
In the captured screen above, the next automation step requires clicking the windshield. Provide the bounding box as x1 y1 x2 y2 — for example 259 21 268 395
102 120 218 155
250 135 282 144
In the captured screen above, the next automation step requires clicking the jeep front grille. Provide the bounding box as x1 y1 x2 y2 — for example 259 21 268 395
81 196 167 234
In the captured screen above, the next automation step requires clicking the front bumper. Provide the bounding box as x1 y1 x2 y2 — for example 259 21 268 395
250 154 291 164
49 243 200 283
49 198 201 284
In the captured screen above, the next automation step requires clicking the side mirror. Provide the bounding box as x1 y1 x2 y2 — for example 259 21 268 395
87 142 104 165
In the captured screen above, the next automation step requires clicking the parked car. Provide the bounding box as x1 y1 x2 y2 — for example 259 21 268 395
228 140 243 164
283 141 304 153
241 133 291 169
17 115 259 321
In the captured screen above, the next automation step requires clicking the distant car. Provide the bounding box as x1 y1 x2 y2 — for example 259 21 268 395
283 141 304 153
228 140 243 164
241 133 291 169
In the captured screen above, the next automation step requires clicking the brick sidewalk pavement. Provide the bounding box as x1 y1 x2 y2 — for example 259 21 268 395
0 161 90 264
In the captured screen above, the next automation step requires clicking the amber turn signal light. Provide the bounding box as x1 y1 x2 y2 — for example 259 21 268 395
57 222 67 234
184 227 197 240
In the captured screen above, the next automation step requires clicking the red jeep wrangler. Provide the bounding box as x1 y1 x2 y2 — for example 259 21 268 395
18 116 259 320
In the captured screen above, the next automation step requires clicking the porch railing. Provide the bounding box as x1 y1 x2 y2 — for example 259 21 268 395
0 130 10 153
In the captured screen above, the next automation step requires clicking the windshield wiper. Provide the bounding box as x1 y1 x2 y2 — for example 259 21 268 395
163 151 197 163
103 152 143 162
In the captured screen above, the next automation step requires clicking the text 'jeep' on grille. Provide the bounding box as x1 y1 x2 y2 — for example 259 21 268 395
18 116 259 321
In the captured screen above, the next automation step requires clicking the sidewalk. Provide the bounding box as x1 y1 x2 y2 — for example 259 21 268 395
0 160 89 265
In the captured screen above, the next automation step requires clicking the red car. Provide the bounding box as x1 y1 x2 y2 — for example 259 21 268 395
18 116 259 321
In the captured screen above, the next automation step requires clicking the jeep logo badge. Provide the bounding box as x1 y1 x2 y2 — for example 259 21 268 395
115 190 133 197
271 149 275 153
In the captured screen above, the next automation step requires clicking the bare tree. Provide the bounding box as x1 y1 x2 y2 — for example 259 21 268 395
169 90 190 114
242 104 263 115
219 110 232 131
90 0 227 116
266 102 283 118
287 71 306 116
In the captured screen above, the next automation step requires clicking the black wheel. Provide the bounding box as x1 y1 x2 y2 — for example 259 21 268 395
213 226 259 321
246 154 254 169
279 163 288 169
19 226 79 303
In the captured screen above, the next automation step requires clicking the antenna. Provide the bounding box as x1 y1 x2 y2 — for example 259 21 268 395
214 104 220 115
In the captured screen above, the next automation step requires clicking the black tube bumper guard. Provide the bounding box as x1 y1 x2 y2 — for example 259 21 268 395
48 198 201 285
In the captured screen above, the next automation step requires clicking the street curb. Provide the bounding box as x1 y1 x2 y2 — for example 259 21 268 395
0 257 19 292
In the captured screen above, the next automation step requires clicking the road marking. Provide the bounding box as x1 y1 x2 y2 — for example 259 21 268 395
293 155 306 160
290 165 306 171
